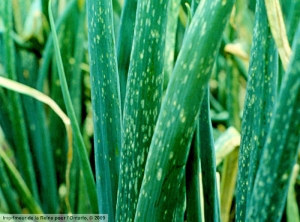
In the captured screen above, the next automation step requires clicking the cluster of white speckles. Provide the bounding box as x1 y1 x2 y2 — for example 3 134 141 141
180 109 186 123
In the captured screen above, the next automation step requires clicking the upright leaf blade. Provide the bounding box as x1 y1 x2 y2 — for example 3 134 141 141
86 0 122 218
116 0 137 110
163 0 181 89
116 0 170 220
135 0 235 220
49 1 98 213
186 123 203 222
36 3 78 197
246 23 300 222
235 0 278 220
199 87 220 222
67 1 87 213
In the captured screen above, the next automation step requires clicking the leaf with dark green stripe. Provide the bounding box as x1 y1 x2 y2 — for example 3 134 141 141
235 0 278 220
246 23 300 222
135 0 235 220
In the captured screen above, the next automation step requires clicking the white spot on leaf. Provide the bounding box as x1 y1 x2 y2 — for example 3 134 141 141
157 168 162 181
